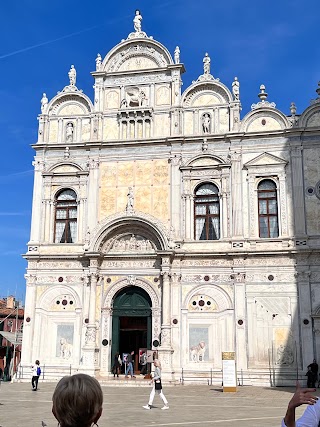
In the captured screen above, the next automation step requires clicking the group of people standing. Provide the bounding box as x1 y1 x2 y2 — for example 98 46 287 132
112 350 136 378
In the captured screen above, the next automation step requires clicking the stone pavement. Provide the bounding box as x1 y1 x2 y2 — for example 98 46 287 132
0 380 315 427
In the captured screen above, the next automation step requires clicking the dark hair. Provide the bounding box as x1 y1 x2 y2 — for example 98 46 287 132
52 374 103 427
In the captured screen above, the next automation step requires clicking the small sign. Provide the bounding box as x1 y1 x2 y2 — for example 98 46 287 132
222 352 237 392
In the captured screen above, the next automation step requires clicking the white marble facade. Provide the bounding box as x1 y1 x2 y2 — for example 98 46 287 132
21 12 320 385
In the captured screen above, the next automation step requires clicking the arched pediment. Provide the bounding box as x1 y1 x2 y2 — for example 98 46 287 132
299 102 320 128
37 285 81 311
48 92 93 116
182 81 232 107
241 108 289 133
90 211 170 253
183 154 226 168
183 285 232 312
48 162 84 174
102 39 173 73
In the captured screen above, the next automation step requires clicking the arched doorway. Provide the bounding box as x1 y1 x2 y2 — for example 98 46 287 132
111 286 152 372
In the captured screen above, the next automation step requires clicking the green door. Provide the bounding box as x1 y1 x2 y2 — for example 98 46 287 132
111 286 152 371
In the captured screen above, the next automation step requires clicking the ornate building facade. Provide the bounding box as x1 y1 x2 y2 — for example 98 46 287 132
21 12 320 384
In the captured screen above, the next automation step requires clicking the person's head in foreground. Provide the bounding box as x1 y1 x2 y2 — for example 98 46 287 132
52 373 103 427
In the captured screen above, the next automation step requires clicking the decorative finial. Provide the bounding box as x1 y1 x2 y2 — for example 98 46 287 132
40 93 48 114
68 65 76 86
251 84 276 110
203 52 210 75
174 46 180 64
316 81 320 98
133 10 142 32
95 53 102 71
290 102 297 116
232 77 240 101
258 84 268 102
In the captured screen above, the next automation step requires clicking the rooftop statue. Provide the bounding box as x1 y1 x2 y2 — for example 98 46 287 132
133 10 142 32
95 53 102 71
203 52 210 75
40 93 48 114
174 46 180 64
232 77 240 101
68 65 77 86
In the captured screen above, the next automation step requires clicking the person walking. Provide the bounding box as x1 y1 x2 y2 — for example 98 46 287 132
143 359 169 410
113 352 121 378
31 360 41 391
125 351 135 378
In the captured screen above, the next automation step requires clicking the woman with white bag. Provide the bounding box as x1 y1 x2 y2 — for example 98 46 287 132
143 359 169 410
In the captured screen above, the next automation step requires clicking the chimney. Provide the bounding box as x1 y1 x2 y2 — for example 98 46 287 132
6 296 15 309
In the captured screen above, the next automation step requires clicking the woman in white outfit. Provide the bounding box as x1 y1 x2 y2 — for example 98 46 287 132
143 359 169 410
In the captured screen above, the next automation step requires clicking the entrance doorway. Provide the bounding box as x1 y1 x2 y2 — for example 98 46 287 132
111 286 152 373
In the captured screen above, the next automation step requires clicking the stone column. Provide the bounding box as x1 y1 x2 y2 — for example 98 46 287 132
297 272 313 368
234 278 248 372
29 160 45 245
170 155 182 237
231 151 243 238
58 118 63 143
159 259 174 379
290 145 306 236
87 159 100 231
21 274 37 365
82 260 99 374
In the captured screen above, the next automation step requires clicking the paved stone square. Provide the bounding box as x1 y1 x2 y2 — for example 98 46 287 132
0 381 313 427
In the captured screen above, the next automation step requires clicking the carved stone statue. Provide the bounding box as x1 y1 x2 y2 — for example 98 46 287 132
174 46 180 64
95 53 102 71
126 187 134 213
202 114 211 134
41 93 48 113
232 77 240 100
126 87 148 107
133 10 142 32
68 65 76 86
203 53 210 75
66 122 74 143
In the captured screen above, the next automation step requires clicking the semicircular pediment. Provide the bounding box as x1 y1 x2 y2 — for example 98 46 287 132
49 94 92 116
103 40 172 73
182 83 231 108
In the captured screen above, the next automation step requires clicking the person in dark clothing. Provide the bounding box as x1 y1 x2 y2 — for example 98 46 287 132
306 366 314 388
307 359 318 388
113 352 121 378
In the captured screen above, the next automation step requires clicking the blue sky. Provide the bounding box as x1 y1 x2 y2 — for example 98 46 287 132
1 0 319 301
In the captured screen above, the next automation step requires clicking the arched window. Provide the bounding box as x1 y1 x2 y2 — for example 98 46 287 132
258 179 279 238
194 183 220 240
54 189 77 243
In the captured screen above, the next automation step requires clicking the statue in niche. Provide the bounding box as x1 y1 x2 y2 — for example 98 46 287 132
41 93 48 113
66 122 74 142
203 52 211 75
174 46 180 64
68 65 76 86
133 9 142 32
232 77 240 100
202 114 211 134
126 187 134 213
95 53 102 71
